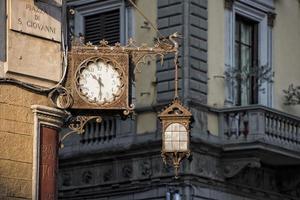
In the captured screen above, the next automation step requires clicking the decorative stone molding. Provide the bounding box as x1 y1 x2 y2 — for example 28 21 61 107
31 105 67 129
103 169 113 182
140 160 152 177
82 170 93 184
62 172 72 187
31 105 67 200
222 158 261 178
122 165 133 178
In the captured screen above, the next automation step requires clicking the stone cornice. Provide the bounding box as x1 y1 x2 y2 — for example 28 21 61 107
31 105 67 130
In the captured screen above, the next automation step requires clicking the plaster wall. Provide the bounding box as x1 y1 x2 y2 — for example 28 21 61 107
206 0 300 135
207 0 226 108
133 0 158 134
0 85 49 199
273 0 300 115
207 0 225 135
0 1 63 198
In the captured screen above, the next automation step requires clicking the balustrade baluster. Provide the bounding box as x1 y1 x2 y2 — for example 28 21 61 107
108 118 113 139
282 119 287 143
285 119 290 145
270 116 275 134
94 122 99 143
111 118 116 139
100 120 105 143
90 122 96 143
293 124 297 142
292 123 297 145
297 125 300 144
265 114 271 142
265 114 269 133
104 120 109 140
277 118 282 143
288 121 292 144
273 117 276 135
83 122 90 143
288 122 292 143
288 121 292 142
274 117 280 145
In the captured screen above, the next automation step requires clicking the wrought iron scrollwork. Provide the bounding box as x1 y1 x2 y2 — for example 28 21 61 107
60 115 102 148
70 32 180 77
161 151 191 179
48 86 73 109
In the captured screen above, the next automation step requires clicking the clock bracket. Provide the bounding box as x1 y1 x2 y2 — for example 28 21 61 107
51 32 181 148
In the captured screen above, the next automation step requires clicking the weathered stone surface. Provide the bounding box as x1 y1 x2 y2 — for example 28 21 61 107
0 177 32 199
0 85 49 107
10 0 61 42
0 104 33 123
0 160 32 180
7 31 62 87
0 85 56 200
0 132 33 163
0 119 33 136
157 0 208 103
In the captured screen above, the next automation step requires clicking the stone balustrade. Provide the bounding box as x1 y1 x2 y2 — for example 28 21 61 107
218 105 300 152
81 117 117 144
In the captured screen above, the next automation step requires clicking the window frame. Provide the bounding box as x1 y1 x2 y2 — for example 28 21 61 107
68 0 133 45
224 0 274 107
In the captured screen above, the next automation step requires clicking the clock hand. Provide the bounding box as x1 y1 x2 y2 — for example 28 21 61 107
98 76 104 100
91 74 98 81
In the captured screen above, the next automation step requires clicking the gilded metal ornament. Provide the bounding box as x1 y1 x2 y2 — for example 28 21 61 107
64 32 180 114
48 86 73 109
57 32 184 150
158 97 192 178
60 115 102 148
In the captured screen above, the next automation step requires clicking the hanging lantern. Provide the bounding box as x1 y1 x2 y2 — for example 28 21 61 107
158 98 192 178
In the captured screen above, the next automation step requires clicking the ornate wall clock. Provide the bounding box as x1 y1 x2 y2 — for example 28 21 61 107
49 33 181 119
75 57 123 106
64 48 132 114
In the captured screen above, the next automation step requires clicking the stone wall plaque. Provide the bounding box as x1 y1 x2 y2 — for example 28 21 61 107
9 0 61 42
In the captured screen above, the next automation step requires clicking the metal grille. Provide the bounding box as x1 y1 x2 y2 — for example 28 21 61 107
84 9 120 45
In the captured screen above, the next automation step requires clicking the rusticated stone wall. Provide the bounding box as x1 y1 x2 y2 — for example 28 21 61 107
0 85 49 199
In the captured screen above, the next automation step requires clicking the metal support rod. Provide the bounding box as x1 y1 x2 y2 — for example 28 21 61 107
128 0 164 38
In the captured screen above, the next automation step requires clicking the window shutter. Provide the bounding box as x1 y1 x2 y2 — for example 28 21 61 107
84 9 120 45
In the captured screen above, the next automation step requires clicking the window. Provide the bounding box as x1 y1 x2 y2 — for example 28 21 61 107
68 0 133 45
235 15 258 106
224 0 275 107
84 9 120 44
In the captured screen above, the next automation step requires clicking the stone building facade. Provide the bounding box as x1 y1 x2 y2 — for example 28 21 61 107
58 0 300 200
0 0 65 199
0 0 300 200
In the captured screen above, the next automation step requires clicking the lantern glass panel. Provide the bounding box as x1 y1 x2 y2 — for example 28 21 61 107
164 123 188 152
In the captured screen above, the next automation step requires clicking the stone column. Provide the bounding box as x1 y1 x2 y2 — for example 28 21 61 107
31 105 66 200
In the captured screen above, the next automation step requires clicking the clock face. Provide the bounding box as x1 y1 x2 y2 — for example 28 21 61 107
75 59 123 105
